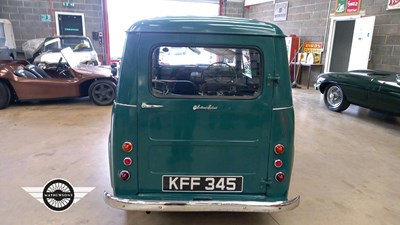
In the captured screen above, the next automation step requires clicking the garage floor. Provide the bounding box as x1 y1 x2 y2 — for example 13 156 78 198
1 88 399 225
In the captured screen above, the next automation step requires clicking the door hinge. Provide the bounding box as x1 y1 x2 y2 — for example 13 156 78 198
260 178 273 186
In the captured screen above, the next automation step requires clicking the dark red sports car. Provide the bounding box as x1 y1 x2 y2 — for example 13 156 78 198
0 48 117 109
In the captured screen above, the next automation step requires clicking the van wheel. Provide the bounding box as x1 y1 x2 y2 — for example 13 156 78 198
88 80 116 106
324 84 350 112
0 81 11 109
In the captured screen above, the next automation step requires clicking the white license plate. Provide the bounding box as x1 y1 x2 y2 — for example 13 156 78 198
162 176 243 192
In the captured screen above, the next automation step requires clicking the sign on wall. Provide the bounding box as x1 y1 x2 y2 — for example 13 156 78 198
304 42 324 54
387 0 400 10
335 0 361 16
303 42 324 64
273 1 288 21
41 14 51 22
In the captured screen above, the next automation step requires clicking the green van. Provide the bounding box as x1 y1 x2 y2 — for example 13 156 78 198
105 17 299 212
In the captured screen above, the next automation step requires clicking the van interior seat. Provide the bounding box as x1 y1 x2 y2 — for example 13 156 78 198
172 81 197 95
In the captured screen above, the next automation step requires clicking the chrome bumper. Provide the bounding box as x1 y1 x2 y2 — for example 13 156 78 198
104 191 300 212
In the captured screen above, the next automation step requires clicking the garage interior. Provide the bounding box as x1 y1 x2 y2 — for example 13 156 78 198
1 89 399 225
1 0 400 225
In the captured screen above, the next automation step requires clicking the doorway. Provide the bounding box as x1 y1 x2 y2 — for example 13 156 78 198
324 16 375 72
329 20 355 72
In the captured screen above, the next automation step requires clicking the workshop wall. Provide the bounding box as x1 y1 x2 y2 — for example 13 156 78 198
0 0 105 60
2 0 399 71
223 0 244 17
240 0 400 72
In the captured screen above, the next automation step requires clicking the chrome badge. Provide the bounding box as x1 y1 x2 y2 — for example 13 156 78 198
193 105 218 111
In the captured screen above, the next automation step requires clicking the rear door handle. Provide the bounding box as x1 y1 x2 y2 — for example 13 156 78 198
267 75 280 82
141 102 164 109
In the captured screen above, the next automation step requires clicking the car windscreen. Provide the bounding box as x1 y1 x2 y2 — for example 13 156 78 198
44 37 93 52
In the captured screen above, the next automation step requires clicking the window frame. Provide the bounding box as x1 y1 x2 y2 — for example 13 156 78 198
148 44 264 100
0 23 5 47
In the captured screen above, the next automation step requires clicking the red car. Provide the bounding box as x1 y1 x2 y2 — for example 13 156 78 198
0 48 117 109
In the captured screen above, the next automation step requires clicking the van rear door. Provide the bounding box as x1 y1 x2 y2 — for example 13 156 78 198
136 39 274 195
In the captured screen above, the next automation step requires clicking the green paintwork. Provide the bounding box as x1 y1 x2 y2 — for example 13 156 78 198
108 17 295 204
316 70 400 116
128 16 285 37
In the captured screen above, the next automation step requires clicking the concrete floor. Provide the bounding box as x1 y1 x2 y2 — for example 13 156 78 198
0 87 399 225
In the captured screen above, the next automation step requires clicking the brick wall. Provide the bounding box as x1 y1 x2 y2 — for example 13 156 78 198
223 0 244 17
367 0 400 72
222 0 400 81
0 0 105 62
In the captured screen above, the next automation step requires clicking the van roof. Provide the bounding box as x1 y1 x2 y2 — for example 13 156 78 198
128 16 285 37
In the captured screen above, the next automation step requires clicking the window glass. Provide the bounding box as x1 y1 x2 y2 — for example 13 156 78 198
0 24 5 47
152 46 262 98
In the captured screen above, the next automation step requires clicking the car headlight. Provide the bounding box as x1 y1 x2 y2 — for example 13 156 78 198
316 76 326 84
314 76 326 89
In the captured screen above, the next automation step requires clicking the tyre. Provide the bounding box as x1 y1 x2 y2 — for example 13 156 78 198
0 81 11 109
88 80 116 106
323 84 350 112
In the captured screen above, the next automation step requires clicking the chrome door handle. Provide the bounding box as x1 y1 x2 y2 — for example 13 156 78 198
141 102 164 109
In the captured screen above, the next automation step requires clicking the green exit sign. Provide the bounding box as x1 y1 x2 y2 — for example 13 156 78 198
41 14 51 22
63 2 75 7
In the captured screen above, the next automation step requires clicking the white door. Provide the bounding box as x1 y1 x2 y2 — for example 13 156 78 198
324 16 376 72
347 16 375 71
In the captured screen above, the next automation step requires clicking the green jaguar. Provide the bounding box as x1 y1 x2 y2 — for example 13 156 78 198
315 70 400 116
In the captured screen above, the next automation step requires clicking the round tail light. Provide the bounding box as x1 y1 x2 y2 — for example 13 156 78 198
123 157 132 166
122 142 133 152
274 144 285 154
120 170 130 181
274 159 283 168
275 172 285 182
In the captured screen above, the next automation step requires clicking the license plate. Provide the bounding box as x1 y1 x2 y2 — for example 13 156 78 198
162 176 243 192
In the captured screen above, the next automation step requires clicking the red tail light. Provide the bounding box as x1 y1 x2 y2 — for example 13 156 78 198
123 157 132 166
274 144 285 154
275 172 285 182
274 159 283 168
122 141 133 152
120 170 130 181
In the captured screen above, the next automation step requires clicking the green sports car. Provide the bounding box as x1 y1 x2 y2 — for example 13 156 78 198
315 70 400 116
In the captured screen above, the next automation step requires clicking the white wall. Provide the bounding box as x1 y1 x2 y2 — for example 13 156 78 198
108 0 219 57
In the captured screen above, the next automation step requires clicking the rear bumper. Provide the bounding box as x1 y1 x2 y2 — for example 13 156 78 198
104 191 300 212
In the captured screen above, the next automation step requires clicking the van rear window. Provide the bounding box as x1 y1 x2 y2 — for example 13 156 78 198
151 46 262 98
